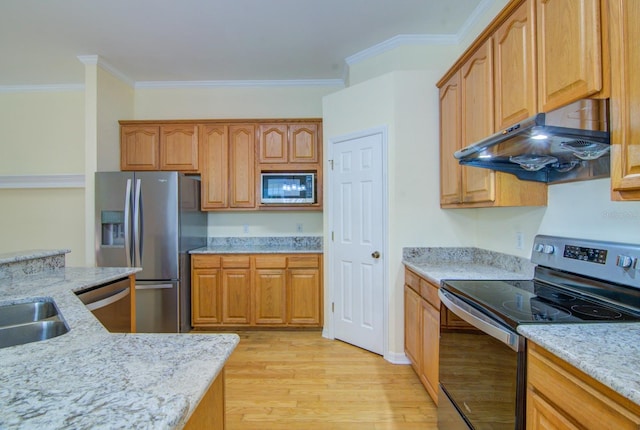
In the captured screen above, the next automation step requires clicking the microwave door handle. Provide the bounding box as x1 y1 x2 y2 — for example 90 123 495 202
439 289 521 352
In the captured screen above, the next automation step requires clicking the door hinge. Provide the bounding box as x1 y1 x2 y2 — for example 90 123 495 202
332 302 334 313
329 159 334 170
331 231 334 241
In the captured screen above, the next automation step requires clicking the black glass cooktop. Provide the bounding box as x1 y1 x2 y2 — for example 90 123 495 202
441 278 640 330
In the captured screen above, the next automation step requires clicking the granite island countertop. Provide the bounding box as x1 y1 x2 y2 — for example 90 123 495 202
0 250 239 430
191 236 323 254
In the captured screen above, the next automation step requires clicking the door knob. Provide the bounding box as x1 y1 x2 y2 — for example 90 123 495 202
371 251 381 259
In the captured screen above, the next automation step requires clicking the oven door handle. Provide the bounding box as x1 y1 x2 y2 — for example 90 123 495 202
439 289 521 352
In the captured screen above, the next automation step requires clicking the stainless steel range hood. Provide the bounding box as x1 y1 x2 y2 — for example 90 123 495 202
454 100 610 183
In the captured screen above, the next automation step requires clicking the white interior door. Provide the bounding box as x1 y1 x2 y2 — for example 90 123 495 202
331 131 385 355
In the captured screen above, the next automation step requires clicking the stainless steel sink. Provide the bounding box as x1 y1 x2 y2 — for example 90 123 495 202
0 299 69 348
0 320 69 348
0 300 59 327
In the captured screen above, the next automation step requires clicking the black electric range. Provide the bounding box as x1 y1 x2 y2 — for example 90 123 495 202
441 235 640 329
437 235 640 430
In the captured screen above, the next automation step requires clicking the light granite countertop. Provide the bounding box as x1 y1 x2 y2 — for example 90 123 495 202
402 246 536 284
0 250 239 430
191 236 323 254
404 246 640 407
518 323 640 405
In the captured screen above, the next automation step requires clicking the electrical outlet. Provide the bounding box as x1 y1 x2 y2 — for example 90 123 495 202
516 232 524 250
243 224 249 234
296 223 303 233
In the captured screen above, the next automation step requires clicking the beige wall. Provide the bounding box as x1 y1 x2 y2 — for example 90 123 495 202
0 90 86 265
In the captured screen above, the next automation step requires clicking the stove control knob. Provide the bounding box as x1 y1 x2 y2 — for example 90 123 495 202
542 245 555 254
616 255 634 269
534 243 544 253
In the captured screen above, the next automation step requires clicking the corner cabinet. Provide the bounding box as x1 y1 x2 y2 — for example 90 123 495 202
192 253 322 329
527 342 640 429
609 0 640 201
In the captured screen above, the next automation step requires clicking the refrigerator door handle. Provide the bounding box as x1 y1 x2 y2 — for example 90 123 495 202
124 179 132 267
133 178 143 266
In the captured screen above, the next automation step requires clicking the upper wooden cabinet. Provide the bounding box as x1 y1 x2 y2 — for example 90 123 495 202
536 0 604 112
258 122 321 165
120 124 198 172
439 35 546 208
199 124 255 210
460 39 496 205
609 0 640 201
494 0 537 129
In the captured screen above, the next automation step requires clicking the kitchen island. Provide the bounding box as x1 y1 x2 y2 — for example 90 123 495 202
0 250 238 430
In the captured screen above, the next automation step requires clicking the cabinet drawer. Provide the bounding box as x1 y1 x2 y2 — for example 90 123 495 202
420 279 440 309
192 255 221 269
221 255 251 268
288 255 319 268
255 255 287 269
404 268 420 293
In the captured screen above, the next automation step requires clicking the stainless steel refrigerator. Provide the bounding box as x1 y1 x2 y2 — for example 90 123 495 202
95 171 207 333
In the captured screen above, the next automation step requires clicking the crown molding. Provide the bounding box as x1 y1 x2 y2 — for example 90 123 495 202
456 0 494 42
0 174 85 189
77 55 135 88
135 79 345 89
345 34 459 66
0 84 84 94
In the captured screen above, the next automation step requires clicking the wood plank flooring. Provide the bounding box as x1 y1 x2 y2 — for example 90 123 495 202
223 330 438 429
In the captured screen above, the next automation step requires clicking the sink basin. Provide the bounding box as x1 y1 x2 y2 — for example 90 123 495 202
0 300 59 327
0 299 69 348
0 321 69 348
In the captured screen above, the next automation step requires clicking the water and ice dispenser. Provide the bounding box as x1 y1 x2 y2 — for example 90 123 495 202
100 211 125 246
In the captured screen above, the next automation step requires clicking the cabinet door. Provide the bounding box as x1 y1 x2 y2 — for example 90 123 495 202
537 0 602 112
610 0 640 200
255 269 287 325
527 389 581 430
222 269 251 324
200 125 229 209
160 125 198 171
439 72 463 205
258 124 288 163
494 0 537 129
120 126 160 171
287 268 320 325
191 268 222 325
289 124 319 163
404 285 422 370
461 39 495 203
229 125 256 208
420 300 439 404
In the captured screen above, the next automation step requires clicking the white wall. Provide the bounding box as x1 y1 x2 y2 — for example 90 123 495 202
0 90 86 265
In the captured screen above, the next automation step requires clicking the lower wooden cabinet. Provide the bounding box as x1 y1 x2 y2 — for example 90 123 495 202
527 342 640 430
192 253 322 328
404 267 440 404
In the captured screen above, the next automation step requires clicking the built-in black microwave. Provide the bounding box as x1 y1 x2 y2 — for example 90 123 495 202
260 173 315 204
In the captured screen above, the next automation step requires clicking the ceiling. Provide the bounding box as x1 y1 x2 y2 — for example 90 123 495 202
0 0 485 87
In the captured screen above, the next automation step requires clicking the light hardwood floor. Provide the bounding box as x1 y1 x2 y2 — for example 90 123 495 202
224 330 438 429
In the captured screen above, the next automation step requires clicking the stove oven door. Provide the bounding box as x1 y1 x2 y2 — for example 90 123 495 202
438 289 526 430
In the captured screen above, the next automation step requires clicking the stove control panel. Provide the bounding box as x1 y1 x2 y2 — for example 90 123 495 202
532 235 640 289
